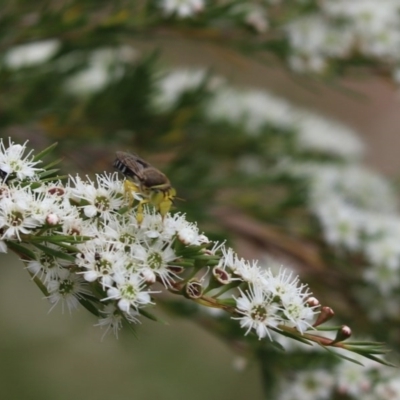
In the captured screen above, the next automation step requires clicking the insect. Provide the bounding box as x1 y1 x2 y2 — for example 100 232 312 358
113 151 176 224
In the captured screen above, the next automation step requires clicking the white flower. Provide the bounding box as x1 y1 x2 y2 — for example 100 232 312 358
233 284 282 340
95 303 140 339
245 8 268 33
363 264 400 295
231 4 269 33
264 267 310 302
34 182 75 216
136 211 167 240
101 214 139 245
160 0 204 18
104 272 152 313
66 63 111 95
374 375 400 399
364 230 400 272
288 53 327 74
30 186 76 230
177 224 204 245
57 213 96 238
0 196 40 240
217 246 236 270
322 1 400 35
206 86 294 135
95 304 125 339
231 258 268 286
335 355 374 397
217 247 270 286
26 191 63 225
131 239 179 287
205 82 365 162
0 139 42 181
47 269 90 313
97 172 126 196
3 39 60 69
76 243 129 288
281 296 316 333
64 46 137 95
152 68 209 111
164 212 208 245
264 267 316 333
285 161 400 298
69 174 124 221
295 112 364 159
277 369 334 400
284 1 400 80
315 199 363 250
26 246 69 283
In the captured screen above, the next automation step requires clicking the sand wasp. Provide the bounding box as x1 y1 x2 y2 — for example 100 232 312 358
113 151 176 224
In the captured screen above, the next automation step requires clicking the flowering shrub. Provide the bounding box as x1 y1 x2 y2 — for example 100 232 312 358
0 138 387 361
0 139 317 338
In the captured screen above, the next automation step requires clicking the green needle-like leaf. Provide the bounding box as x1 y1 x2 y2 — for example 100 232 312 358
6 240 36 259
32 243 76 262
33 142 58 162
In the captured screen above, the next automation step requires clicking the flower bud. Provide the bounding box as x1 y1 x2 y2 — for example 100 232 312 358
141 269 156 284
313 306 334 327
46 213 59 226
331 325 352 344
306 296 320 307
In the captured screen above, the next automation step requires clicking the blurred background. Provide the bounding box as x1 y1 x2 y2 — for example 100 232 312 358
1 1 400 399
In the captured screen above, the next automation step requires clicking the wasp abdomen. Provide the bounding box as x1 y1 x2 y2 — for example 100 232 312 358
142 169 170 189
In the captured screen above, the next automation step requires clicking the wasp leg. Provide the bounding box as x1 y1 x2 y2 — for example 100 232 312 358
151 188 176 220
123 180 148 224
158 197 173 220
123 180 140 206
136 198 151 225
123 180 176 223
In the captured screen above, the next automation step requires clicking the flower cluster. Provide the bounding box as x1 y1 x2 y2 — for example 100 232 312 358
4 2 400 84
147 63 400 331
151 68 226 114
284 0 400 78
282 160 400 311
204 84 364 160
159 0 204 18
150 69 364 159
3 39 60 69
218 249 317 339
276 351 400 400
151 1 400 80
0 138 321 341
63 45 138 96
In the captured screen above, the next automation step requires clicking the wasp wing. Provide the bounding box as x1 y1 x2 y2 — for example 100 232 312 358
114 151 152 181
